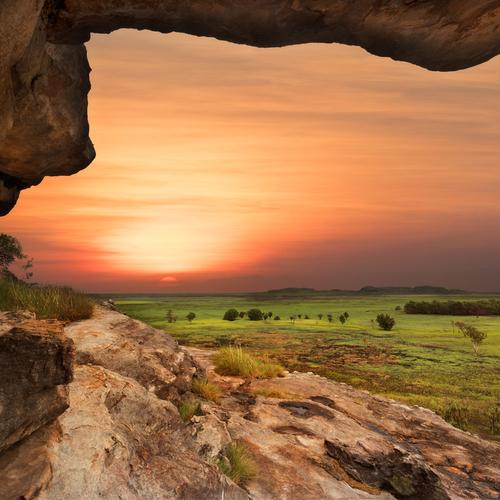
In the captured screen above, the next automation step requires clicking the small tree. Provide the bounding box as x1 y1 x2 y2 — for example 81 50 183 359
327 314 333 323
239 311 246 318
166 309 177 323
247 308 264 321
290 315 296 324
457 323 487 355
298 314 302 319
268 311 273 318
0 233 33 280
223 308 239 321
318 313 323 321
186 312 196 323
274 315 280 321
304 314 310 320
339 314 346 325
343 312 349 320
376 313 395 331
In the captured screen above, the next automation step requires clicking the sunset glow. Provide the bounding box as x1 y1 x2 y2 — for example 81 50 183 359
2 30 500 292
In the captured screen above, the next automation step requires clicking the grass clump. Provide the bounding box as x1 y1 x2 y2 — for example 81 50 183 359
214 347 284 379
442 402 469 430
218 442 257 485
177 400 201 422
192 378 222 402
0 279 93 321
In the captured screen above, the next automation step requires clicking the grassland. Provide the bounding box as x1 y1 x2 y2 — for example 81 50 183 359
112 293 500 438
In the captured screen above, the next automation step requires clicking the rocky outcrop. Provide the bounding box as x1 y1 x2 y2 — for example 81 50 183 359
0 312 73 454
0 308 247 499
1 0 500 215
64 307 201 402
189 348 500 500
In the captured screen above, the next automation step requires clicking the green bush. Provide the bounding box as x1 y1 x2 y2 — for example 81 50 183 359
186 312 196 322
247 308 264 321
218 442 257 485
376 313 395 331
0 279 93 321
223 308 239 321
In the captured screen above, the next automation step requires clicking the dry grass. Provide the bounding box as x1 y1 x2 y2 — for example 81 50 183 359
0 279 93 321
214 347 285 379
192 378 222 402
177 399 201 422
218 442 257 485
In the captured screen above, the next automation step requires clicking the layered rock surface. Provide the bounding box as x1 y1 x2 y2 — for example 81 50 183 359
1 0 500 214
189 347 500 500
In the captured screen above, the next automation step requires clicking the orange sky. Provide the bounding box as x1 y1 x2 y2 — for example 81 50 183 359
2 30 500 292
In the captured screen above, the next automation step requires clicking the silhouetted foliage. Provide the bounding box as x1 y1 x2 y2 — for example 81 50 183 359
223 308 239 321
376 313 395 331
404 299 500 316
166 309 177 323
0 233 33 280
247 308 264 321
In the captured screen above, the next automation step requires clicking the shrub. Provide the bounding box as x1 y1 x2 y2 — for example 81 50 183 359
178 400 201 422
274 315 280 321
239 311 246 318
376 313 395 331
338 314 346 325
218 442 257 485
289 315 296 324
395 305 402 311
327 314 333 323
247 308 264 321
318 313 323 320
0 279 93 321
214 347 284 379
442 402 469 430
223 308 239 321
487 406 500 434
304 314 310 320
186 312 196 322
192 378 222 402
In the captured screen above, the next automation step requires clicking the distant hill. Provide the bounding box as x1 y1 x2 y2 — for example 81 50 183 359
258 286 467 297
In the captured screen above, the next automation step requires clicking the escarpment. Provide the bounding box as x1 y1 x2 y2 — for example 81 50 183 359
1 1 500 215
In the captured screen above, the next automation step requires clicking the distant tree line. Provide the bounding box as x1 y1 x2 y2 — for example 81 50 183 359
404 299 500 316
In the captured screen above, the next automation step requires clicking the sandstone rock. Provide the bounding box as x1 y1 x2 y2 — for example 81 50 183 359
0 364 248 500
64 306 200 401
187 348 500 500
0 318 73 454
1 1 499 214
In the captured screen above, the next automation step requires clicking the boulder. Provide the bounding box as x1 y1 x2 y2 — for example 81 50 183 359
0 316 73 454
64 307 201 401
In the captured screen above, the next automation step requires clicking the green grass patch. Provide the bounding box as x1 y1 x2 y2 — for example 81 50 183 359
112 293 500 438
218 442 257 485
0 279 93 321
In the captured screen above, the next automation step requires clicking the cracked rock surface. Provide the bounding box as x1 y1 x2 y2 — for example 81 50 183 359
1 1 499 214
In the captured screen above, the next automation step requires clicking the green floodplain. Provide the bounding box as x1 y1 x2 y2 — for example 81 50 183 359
111 292 500 439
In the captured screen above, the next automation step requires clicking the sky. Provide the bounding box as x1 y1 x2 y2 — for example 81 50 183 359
2 30 500 292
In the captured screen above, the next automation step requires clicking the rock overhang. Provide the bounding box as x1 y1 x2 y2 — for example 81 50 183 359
1 0 499 215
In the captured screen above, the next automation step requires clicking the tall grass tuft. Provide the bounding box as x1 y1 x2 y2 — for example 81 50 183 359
0 279 93 321
192 378 222 402
218 442 257 485
177 400 201 422
214 347 285 378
